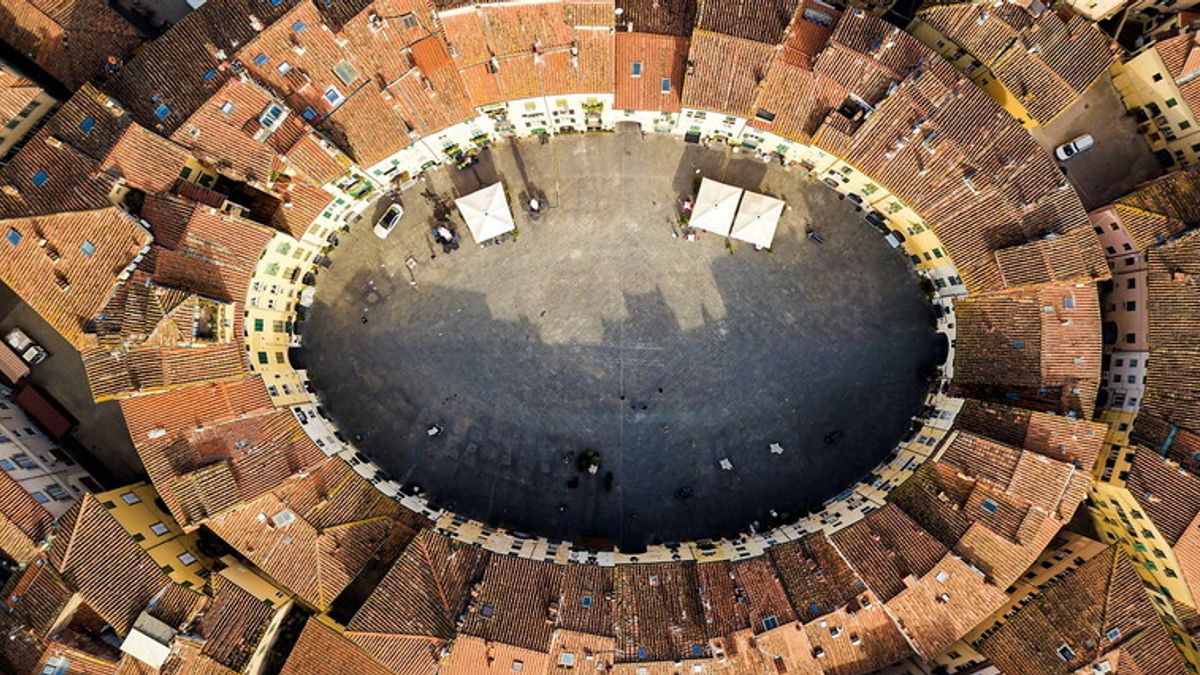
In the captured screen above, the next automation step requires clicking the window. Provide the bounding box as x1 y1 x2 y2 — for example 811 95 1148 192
1154 73 1164 82
558 653 575 667
1167 98 1179 108
120 491 141 505
178 551 197 565
323 86 344 105
6 228 21 246
220 100 235 115
401 12 418 28
0 459 12 471
1126 333 1137 344
580 595 593 607
45 484 69 501
278 61 292 75
150 521 170 536
511 661 523 672
1011 340 1025 349
1057 644 1076 661
302 106 317 121
12 454 36 470
755 108 776 123
253 53 269 66
79 116 96 133
1127 278 1137 289
254 318 265 332
763 615 780 630
257 352 269 365
980 498 999 514
154 103 171 120
631 61 643 77
333 60 359 85
661 77 671 93
80 240 96 257
1183 121 1193 130
202 68 218 82
292 20 308 31
31 491 49 504
31 171 48 187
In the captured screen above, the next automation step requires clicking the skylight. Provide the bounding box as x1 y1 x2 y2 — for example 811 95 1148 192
253 53 270 67
79 116 96 133
80 240 96 257
31 171 48 187
5 228 20 246
631 61 643 77
154 103 171 120
661 77 671 93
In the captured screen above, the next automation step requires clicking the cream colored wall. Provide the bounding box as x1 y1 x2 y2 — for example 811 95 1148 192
96 482 211 590
0 91 57 158
1113 51 1200 168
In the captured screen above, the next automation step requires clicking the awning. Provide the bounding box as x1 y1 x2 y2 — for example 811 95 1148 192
730 191 785 248
454 182 515 243
691 178 743 236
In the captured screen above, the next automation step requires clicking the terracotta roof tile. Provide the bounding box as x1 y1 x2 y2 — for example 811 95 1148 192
768 533 864 622
1144 230 1200 433
994 225 1109 289
196 575 279 671
613 33 687 112
459 555 563 653
281 617 395 675
952 283 1102 418
0 207 150 349
695 0 799 45
0 468 54 564
830 503 948 601
614 0 696 37
47 495 203 635
440 634 550 674
105 0 301 134
0 0 143 90
557 563 614 635
885 553 1008 659
679 31 773 118
978 547 1187 675
347 530 487 670
917 2 1113 124
697 560 751 638
611 561 708 662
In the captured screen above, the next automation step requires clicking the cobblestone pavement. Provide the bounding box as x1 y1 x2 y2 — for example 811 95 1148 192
302 130 939 549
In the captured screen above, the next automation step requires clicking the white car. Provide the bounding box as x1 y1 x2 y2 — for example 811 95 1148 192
1055 134 1094 161
4 328 47 365
373 203 404 239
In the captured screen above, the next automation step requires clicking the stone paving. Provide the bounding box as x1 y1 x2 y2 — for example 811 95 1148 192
301 130 940 549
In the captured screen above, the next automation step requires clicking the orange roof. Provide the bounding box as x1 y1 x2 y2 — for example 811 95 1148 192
613 33 687 112
0 207 150 349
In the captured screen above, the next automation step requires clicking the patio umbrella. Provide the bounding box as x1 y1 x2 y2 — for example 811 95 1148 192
455 182 516 243
730 191 785 248
690 178 743 236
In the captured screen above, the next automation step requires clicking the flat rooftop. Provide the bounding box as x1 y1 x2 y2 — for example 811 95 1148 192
302 131 938 549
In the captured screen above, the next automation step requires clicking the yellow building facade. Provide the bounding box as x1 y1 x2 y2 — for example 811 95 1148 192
1112 48 1200 169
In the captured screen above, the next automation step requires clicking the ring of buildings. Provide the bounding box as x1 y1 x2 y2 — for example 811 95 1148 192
0 0 1197 673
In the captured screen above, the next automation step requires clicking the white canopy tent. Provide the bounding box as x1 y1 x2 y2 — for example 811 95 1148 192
730 192 786 248
690 178 743 236
455 182 516 243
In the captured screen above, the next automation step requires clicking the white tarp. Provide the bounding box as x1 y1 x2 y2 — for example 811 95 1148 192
455 182 515 243
730 191 785 248
691 178 743 236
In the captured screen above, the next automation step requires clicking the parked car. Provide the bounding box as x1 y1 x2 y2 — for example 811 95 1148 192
373 202 404 239
1055 134 1094 161
4 329 47 365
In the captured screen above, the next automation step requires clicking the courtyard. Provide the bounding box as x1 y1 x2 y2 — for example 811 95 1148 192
302 130 940 549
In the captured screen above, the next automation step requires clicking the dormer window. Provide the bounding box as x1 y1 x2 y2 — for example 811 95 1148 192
631 61 643 77
323 86 344 105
